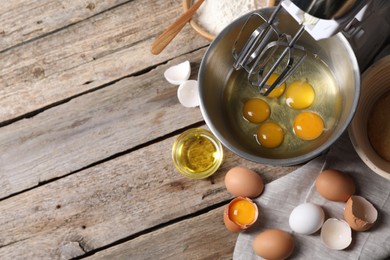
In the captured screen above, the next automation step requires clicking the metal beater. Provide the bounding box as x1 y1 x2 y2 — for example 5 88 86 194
233 2 307 96
233 0 375 96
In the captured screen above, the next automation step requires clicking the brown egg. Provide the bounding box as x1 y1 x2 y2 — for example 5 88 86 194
223 197 259 232
315 169 356 202
253 229 294 260
224 166 264 198
344 195 378 231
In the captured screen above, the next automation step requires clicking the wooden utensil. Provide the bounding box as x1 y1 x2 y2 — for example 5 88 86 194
150 0 205 55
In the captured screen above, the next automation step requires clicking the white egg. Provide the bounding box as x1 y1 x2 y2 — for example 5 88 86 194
321 218 352 250
164 60 191 85
177 80 200 108
289 203 325 235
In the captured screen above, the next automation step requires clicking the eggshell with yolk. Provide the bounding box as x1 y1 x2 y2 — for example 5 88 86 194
223 205 242 233
223 197 258 233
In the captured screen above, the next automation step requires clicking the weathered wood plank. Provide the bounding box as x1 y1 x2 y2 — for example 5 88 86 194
0 0 208 122
0 126 296 259
86 206 237 260
0 0 130 52
0 49 205 199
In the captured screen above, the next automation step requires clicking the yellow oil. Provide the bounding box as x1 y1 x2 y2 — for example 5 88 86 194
224 51 341 158
177 134 220 173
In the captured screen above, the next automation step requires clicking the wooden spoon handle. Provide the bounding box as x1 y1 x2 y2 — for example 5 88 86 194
150 0 205 55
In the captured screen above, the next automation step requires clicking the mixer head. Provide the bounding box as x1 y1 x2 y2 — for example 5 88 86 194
233 3 307 96
233 0 367 96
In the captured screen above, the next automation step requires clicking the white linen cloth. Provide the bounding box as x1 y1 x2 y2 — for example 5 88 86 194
233 133 390 259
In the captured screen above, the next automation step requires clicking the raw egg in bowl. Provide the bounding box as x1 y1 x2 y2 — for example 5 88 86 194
198 8 360 165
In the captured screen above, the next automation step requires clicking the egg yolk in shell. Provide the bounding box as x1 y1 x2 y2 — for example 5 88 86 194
243 99 270 124
228 198 257 225
285 80 315 109
257 122 284 148
293 112 324 140
264 73 286 98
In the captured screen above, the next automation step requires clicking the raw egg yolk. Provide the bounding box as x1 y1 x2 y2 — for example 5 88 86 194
264 73 286 98
243 99 270 124
293 112 324 140
228 198 256 225
285 80 315 109
257 122 284 148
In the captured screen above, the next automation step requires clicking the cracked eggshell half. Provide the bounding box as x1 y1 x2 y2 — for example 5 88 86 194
344 195 378 231
320 218 352 250
164 60 191 85
177 80 200 108
223 205 242 233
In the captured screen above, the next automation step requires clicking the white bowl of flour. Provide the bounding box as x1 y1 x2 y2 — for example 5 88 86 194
183 0 275 41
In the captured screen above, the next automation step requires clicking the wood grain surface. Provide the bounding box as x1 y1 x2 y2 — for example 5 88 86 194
0 49 205 199
0 0 298 259
86 206 237 260
0 0 208 123
0 0 130 52
0 126 296 258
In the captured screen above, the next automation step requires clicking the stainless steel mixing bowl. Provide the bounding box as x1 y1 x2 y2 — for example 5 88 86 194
198 8 360 166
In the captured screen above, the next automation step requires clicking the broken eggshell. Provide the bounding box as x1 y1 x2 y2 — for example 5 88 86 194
223 206 242 233
320 218 352 250
223 197 259 232
164 60 191 85
177 80 200 108
344 195 378 231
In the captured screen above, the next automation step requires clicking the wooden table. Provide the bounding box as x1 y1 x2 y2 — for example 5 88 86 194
0 1 302 258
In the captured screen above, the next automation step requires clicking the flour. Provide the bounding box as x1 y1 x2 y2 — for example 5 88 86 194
195 0 257 36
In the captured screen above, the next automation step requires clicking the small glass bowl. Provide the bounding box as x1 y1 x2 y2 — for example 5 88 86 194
172 128 223 179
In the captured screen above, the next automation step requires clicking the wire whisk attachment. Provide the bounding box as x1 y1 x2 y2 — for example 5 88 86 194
233 3 307 96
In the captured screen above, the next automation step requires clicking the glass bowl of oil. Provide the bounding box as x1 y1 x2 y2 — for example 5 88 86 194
172 128 224 179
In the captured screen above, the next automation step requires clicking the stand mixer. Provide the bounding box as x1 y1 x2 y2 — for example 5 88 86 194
233 0 390 96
